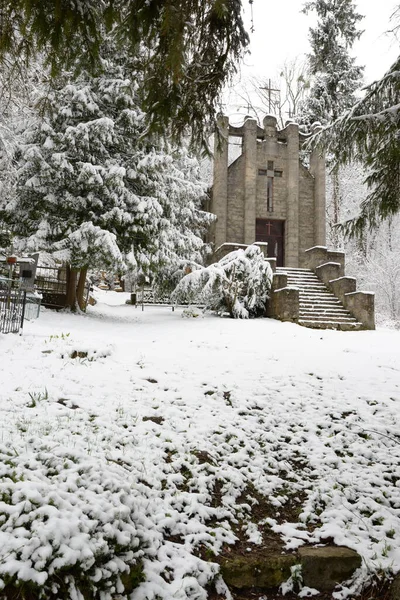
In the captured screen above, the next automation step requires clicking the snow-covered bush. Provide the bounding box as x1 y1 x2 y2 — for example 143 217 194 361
172 245 272 319
0 444 144 600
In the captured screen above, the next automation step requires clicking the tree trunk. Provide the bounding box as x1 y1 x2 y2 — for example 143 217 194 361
76 266 88 311
65 264 78 310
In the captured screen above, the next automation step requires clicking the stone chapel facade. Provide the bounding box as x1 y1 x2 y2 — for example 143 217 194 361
211 114 326 268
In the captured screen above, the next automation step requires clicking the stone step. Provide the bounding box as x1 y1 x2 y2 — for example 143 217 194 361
299 302 346 312
221 545 362 592
286 274 320 278
300 293 339 299
276 267 312 272
300 310 348 317
288 281 324 286
284 269 317 277
297 287 328 292
300 309 351 317
296 281 332 294
274 266 362 331
284 278 320 283
299 314 357 323
298 319 364 331
301 299 341 305
300 286 337 298
301 310 345 315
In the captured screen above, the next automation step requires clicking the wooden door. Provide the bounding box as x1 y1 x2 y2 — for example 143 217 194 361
256 219 285 267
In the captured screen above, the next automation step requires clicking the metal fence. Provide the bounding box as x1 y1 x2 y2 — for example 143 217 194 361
0 281 26 334
139 288 172 305
34 265 67 308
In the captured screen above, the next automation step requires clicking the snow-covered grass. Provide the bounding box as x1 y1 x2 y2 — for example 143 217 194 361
1 291 400 599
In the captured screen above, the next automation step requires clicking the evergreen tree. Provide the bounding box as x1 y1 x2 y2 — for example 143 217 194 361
300 0 364 126
314 54 400 236
0 0 249 150
1 54 212 309
300 0 364 247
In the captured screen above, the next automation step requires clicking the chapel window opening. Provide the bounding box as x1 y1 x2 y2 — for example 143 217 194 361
267 177 273 212
228 135 243 166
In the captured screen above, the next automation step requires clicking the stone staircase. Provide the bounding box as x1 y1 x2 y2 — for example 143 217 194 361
275 267 364 331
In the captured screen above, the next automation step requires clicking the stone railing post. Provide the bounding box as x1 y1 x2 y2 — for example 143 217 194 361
315 262 342 287
303 246 328 271
272 272 287 291
269 286 299 322
327 251 345 275
344 291 375 330
329 276 356 304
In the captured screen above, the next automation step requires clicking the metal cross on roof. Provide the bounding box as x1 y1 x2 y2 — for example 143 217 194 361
259 79 280 113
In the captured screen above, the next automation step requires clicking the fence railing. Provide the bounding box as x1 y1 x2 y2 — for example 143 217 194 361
0 280 26 334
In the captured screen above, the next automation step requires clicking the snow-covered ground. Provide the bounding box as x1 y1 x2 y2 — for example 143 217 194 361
1 291 400 599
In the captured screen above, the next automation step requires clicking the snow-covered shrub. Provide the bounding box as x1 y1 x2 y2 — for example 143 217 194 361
182 306 203 318
172 245 272 319
0 444 144 599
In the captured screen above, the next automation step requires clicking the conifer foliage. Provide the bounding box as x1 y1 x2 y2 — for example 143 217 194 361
300 0 364 126
300 0 364 246
0 0 249 148
316 55 400 236
172 245 272 319
2 58 211 309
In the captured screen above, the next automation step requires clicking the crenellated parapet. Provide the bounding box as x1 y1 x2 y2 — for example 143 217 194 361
211 113 327 268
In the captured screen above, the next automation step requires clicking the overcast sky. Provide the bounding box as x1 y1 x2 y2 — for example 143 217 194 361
223 0 399 120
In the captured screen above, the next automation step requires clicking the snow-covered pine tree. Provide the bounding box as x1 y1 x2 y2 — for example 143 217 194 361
2 52 212 309
301 0 364 126
315 54 400 236
0 0 249 150
172 245 272 319
300 0 364 247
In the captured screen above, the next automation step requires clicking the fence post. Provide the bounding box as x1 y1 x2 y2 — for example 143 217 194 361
19 291 27 334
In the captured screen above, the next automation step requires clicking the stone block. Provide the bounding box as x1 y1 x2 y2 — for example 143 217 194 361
263 114 278 137
315 262 342 286
266 257 277 273
329 277 356 304
327 251 345 274
272 272 287 291
221 554 297 589
344 291 375 330
269 287 299 322
299 546 361 591
303 246 328 271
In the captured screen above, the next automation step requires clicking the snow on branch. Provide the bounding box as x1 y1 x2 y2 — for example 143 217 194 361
172 245 272 319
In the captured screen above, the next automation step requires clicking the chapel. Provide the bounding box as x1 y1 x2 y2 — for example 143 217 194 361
211 114 326 267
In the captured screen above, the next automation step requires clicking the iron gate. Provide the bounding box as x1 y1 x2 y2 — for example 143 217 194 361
0 282 26 334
